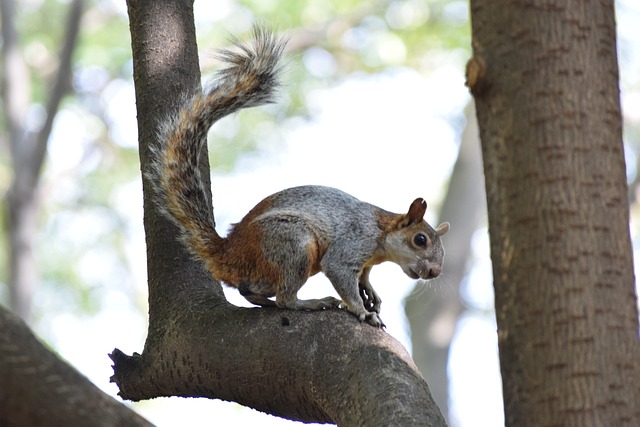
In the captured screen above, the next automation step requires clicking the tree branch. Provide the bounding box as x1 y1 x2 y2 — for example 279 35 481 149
0 0 29 153
111 298 445 426
1 0 84 188
1 0 37 321
28 0 86 188
0 306 153 427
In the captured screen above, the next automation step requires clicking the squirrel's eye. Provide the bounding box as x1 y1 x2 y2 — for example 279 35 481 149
413 233 428 248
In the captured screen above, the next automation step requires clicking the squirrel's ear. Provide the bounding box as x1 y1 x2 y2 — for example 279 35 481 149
405 198 427 226
436 222 450 236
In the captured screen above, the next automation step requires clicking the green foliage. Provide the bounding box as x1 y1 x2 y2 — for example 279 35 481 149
194 0 471 169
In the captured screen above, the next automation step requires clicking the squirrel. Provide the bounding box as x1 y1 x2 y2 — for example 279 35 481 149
152 26 450 327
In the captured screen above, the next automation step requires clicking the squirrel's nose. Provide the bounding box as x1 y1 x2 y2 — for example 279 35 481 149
428 265 441 278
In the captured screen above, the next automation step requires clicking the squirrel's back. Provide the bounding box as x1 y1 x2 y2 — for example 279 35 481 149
237 185 371 218
231 185 383 238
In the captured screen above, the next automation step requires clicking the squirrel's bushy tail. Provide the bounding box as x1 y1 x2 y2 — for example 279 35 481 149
153 26 286 265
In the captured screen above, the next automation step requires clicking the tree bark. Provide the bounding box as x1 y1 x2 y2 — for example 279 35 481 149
467 1 640 426
0 306 153 427
111 303 443 425
112 1 447 425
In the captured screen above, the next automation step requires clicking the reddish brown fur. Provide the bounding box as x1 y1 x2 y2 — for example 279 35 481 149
374 208 437 257
306 237 325 277
375 209 406 233
206 197 283 291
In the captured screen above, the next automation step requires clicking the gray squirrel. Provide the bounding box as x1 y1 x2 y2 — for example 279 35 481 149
152 27 449 327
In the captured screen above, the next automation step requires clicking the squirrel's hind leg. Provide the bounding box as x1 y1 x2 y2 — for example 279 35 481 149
238 281 276 306
276 294 342 311
272 249 341 310
243 293 277 307
258 217 342 311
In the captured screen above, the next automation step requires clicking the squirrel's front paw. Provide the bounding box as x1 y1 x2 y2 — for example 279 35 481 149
357 311 385 328
359 285 382 314
364 296 381 314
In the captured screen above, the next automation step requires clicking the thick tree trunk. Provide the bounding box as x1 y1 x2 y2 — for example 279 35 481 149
0 306 153 427
467 1 640 425
112 1 447 425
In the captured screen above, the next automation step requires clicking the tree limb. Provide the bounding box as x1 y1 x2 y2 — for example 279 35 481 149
1 0 37 321
1 0 84 188
0 0 29 153
111 297 445 426
0 306 153 427
28 0 85 186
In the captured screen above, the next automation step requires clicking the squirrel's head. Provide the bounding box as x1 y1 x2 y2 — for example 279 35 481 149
384 198 449 280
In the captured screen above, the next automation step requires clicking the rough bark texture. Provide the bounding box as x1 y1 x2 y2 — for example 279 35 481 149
0 306 153 427
111 300 442 425
113 0 447 425
468 0 640 426
405 103 485 421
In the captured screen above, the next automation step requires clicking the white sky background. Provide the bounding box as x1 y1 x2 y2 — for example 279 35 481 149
40 1 640 426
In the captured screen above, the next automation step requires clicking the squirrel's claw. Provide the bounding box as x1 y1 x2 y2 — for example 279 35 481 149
359 289 382 314
358 311 385 328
